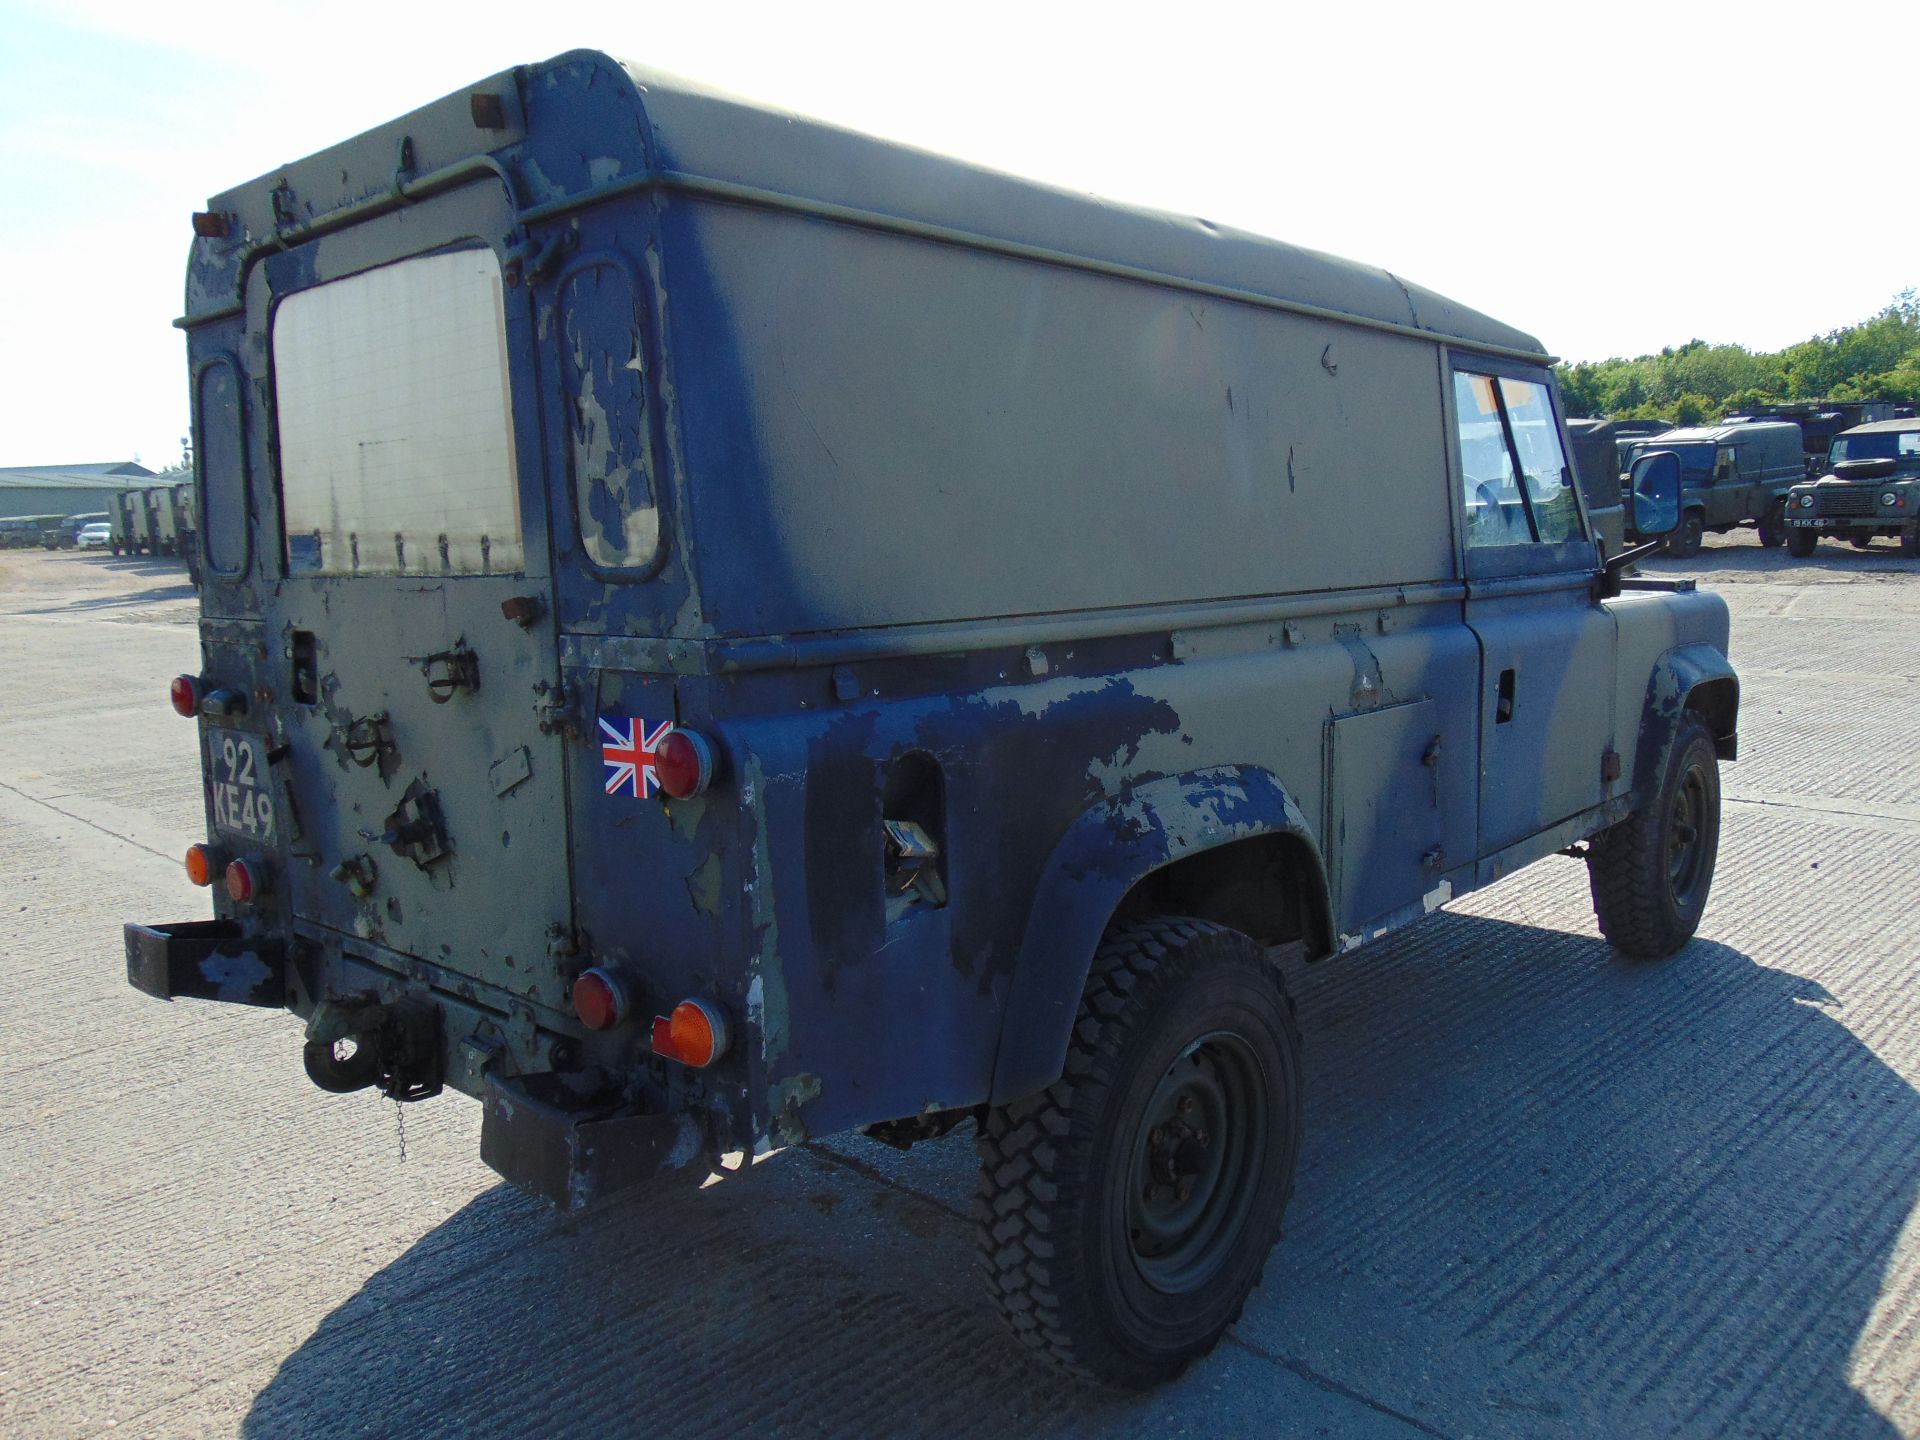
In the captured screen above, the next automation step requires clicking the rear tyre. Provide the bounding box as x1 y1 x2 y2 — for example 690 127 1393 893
1666 512 1705 558
1786 527 1817 558
975 917 1301 1389
1756 502 1786 548
1588 713 1721 959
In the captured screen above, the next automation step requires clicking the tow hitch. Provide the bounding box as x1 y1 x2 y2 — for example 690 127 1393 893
302 995 444 1101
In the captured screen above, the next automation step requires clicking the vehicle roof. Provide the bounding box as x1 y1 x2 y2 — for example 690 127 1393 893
1640 421 1802 444
210 51 1550 364
1839 418 1920 436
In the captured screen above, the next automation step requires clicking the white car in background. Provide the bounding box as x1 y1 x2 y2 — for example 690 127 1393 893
76 523 112 550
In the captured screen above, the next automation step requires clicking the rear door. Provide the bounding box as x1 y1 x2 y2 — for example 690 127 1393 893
250 198 576 1017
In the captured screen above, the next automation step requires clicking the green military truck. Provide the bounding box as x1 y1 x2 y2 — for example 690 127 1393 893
1784 418 1920 557
1623 420 1806 555
128 51 1736 1388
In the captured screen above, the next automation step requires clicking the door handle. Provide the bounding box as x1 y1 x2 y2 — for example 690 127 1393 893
1495 668 1516 724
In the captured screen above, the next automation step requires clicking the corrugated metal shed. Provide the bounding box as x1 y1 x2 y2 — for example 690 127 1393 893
0 461 161 518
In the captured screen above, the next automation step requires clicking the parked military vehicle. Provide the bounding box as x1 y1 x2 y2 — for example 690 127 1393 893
1622 420 1806 554
107 491 138 555
1563 418 1627 557
1723 400 1904 477
44 511 110 549
0 514 64 549
1784 418 1920 557
128 52 1737 1388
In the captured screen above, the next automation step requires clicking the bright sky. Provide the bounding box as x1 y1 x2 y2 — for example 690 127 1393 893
1 0 1912 469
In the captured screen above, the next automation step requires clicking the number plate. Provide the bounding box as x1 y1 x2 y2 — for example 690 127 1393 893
206 729 278 845
1789 517 1839 527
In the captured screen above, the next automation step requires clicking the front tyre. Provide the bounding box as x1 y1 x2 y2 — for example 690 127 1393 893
1588 713 1722 959
1786 526 1817 558
1666 512 1705 558
1756 501 1787 548
975 918 1301 1388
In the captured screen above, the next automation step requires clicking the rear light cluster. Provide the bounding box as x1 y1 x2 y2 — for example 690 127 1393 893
655 728 717 801
653 999 729 1068
224 858 263 904
185 845 267 905
170 675 201 717
569 969 730 1069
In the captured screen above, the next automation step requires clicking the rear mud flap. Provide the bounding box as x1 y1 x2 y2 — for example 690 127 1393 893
124 920 285 1007
480 1071 705 1212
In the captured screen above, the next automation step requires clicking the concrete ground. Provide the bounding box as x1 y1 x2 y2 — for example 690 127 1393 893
1 533 1916 1438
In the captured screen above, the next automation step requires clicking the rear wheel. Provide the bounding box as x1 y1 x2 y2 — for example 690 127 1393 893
1588 713 1721 959
1786 526 1817 558
1666 512 1705 558
975 917 1301 1388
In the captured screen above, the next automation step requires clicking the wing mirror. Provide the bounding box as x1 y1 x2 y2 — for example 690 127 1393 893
1627 451 1681 538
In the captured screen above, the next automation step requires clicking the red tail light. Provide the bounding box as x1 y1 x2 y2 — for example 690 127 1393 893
170 675 201 717
224 858 262 904
651 999 730 1068
572 968 629 1031
655 729 716 800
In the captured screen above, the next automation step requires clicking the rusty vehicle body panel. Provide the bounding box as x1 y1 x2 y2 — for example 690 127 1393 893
129 52 1736 1365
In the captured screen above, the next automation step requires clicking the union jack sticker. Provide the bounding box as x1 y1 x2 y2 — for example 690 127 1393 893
599 713 671 799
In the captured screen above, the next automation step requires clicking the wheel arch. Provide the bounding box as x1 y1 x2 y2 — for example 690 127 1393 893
988 765 1330 1105
1634 644 1739 799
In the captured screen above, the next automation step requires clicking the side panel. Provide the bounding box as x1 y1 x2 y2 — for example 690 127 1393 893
659 202 1459 636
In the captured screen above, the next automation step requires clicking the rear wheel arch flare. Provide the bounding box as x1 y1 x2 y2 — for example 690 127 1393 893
988 766 1330 1106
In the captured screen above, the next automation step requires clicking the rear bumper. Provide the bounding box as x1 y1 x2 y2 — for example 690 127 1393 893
125 920 286 1007
479 1070 706 1212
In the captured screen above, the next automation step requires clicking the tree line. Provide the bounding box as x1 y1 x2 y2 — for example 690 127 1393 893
1555 290 1919 426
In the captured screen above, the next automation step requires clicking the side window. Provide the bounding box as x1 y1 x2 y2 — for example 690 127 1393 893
1901 433 1920 459
1455 371 1583 547
195 356 250 578
559 263 661 572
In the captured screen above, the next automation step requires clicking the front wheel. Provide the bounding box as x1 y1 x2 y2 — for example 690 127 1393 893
1666 512 1705 558
1786 526 1817 558
1901 525 1920 558
1756 501 1787 548
1588 714 1722 958
975 918 1301 1388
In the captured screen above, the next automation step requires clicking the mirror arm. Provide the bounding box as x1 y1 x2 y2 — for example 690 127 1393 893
1595 538 1667 599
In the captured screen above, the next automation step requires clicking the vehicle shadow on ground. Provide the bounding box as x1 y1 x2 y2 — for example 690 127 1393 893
1257 911 1913 1438
244 915 1915 1438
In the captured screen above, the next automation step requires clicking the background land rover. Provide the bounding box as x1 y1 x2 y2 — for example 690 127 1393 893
126 51 1736 1388
1622 420 1806 555
1784 418 1920 558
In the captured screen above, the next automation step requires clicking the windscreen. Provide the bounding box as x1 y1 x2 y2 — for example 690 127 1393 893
273 249 523 576
1629 441 1716 483
1830 431 1920 466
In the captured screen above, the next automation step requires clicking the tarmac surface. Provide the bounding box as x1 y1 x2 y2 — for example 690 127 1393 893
1 536 1916 1438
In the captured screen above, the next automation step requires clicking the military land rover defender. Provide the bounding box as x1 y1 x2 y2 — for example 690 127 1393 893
128 52 1736 1387
1622 420 1807 555
1784 419 1920 557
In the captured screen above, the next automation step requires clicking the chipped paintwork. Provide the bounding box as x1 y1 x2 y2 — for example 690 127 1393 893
134 50 1737 1209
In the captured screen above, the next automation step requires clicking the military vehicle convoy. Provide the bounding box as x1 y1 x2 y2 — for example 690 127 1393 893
128 52 1737 1386
1784 418 1920 557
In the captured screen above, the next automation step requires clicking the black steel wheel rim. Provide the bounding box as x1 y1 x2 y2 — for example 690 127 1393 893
1124 1031 1266 1294
1668 760 1710 906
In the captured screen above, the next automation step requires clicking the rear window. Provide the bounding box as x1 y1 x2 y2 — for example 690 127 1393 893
272 249 523 576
